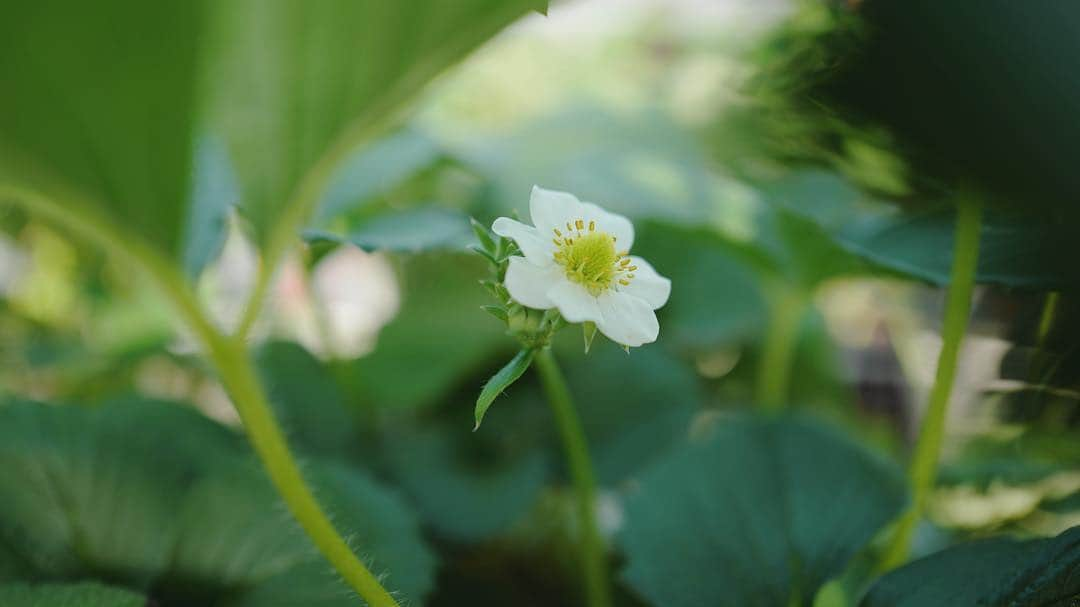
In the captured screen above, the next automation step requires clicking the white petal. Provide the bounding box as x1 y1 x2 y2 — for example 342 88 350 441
617 256 670 309
596 291 659 348
530 185 584 235
580 201 634 252
504 256 560 309
492 217 555 266
547 280 602 323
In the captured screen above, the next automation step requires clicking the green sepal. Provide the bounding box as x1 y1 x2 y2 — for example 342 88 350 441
469 217 497 253
480 305 508 322
474 348 536 431
583 321 598 353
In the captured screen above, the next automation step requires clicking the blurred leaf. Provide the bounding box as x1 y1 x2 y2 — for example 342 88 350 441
475 349 535 430
620 415 907 607
633 221 769 350
305 208 473 254
0 1 205 258
0 582 145 607
208 0 546 248
862 526 1080 607
453 107 723 224
559 344 703 485
382 416 549 542
182 136 238 278
0 397 242 584
837 209 1080 290
348 253 506 411
179 462 436 607
312 128 444 227
0 398 434 604
764 171 1080 290
255 341 358 459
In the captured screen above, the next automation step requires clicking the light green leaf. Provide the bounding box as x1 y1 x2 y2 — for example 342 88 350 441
620 415 908 607
862 526 1080 607
475 349 536 430
182 135 238 278
207 0 547 248
0 582 145 607
312 128 444 227
304 208 473 254
0 1 206 259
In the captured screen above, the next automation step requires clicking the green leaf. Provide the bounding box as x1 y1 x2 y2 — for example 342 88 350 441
208 0 546 248
0 398 242 585
304 208 473 254
763 171 1080 290
381 418 548 541
559 344 703 485
176 461 436 607
475 349 536 430
0 1 206 259
0 582 145 607
182 135 238 278
312 128 444 227
348 253 507 411
862 526 1080 607
633 221 769 350
255 341 358 459
620 415 908 607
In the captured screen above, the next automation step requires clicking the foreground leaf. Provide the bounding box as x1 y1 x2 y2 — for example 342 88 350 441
475 349 536 430
862 526 1080 607
620 415 907 607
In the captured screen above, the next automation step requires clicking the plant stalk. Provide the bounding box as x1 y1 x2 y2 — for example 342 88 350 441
756 288 806 410
534 349 612 607
0 187 399 607
880 196 982 570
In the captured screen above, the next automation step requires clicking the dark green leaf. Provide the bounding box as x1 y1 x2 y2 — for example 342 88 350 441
862 526 1080 607
475 349 536 430
0 582 145 607
620 415 908 607
304 208 473 254
0 398 242 585
182 136 238 278
382 418 548 541
255 341 358 459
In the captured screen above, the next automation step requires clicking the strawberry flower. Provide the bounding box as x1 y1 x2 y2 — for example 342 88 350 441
492 186 671 348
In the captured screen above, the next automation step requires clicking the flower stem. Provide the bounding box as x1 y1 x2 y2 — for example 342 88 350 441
534 349 612 607
756 288 806 410
207 335 400 607
880 195 982 570
0 187 400 607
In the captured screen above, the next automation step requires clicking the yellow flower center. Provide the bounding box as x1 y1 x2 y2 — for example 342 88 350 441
551 218 636 296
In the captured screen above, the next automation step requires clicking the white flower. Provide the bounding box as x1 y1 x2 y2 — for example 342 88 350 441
492 186 671 348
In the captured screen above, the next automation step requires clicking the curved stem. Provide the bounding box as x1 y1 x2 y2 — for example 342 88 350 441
1 187 399 606
881 196 982 570
204 335 399 607
534 349 612 607
756 288 806 410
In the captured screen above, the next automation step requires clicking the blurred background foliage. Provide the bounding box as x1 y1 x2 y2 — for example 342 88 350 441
1 0 1078 605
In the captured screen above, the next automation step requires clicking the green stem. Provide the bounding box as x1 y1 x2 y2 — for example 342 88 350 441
880 196 982 570
534 349 612 607
756 288 806 410
1 187 399 607
205 335 399 607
